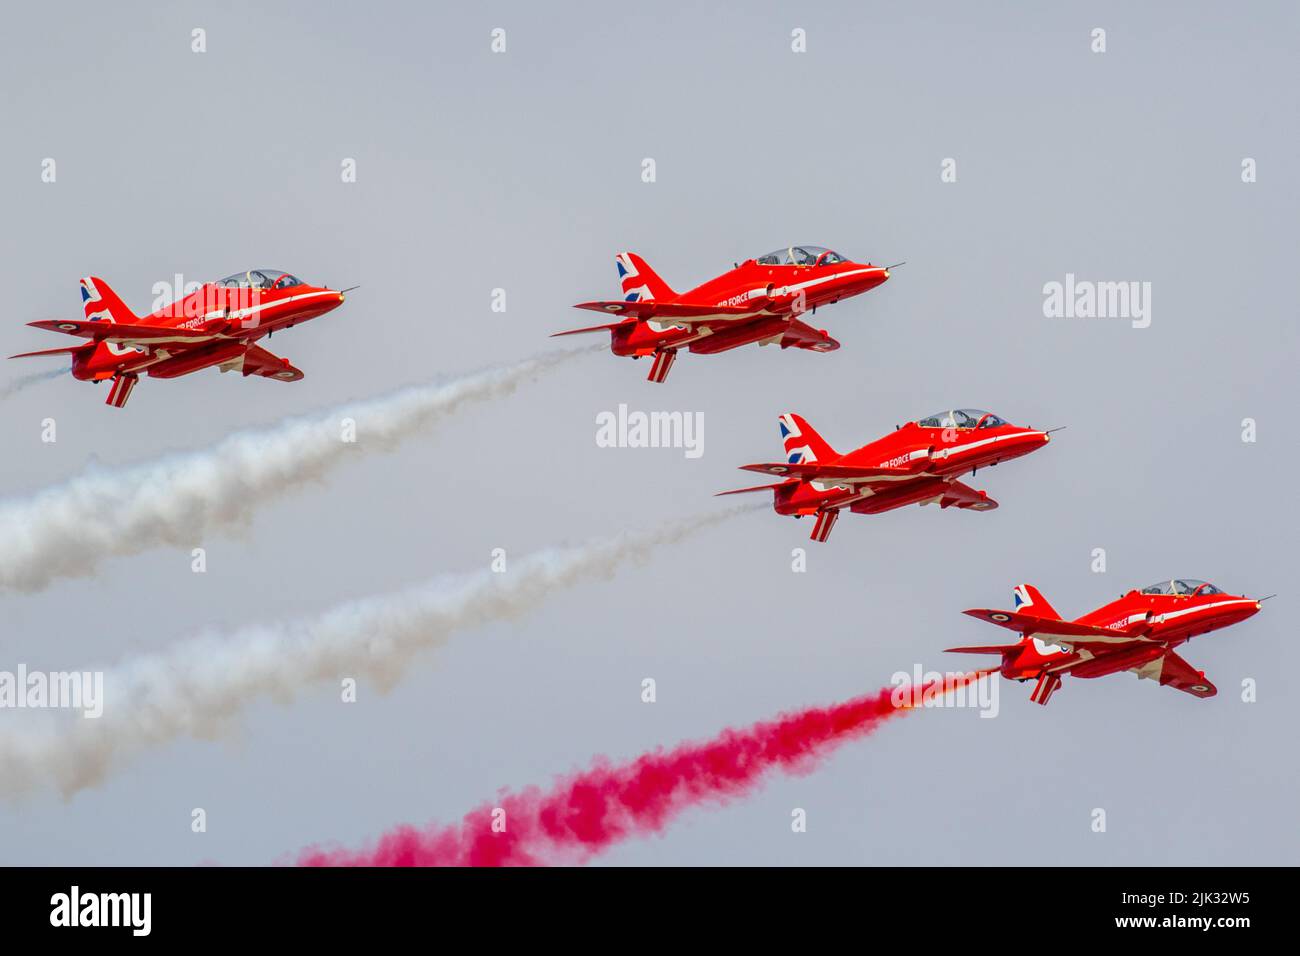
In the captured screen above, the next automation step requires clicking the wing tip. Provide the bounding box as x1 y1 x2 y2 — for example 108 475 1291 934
573 300 628 314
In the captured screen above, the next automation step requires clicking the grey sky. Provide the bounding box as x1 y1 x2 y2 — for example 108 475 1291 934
0 0 1296 864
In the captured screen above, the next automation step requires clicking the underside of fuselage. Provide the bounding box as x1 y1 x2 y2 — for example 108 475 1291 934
11 273 344 409
763 473 987 542
67 337 299 407
610 314 839 383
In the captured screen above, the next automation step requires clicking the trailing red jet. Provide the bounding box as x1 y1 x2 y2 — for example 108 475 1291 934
718 409 1052 542
553 246 891 382
948 581 1266 705
10 269 349 408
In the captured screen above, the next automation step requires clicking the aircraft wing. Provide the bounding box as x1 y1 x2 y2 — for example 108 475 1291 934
27 319 225 345
962 608 1152 642
573 300 754 322
738 462 914 482
935 480 997 511
1130 649 1217 699
779 317 840 352
226 344 304 382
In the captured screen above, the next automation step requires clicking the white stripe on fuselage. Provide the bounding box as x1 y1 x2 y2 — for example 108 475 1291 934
1150 598 1258 625
1096 598 1256 631
812 434 1024 493
1035 598 1257 654
709 267 888 316
779 266 887 296
932 431 1046 461
191 289 338 325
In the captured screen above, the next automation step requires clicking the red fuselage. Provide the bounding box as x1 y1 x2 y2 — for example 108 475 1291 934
952 580 1263 704
773 420 1049 518
69 280 344 382
722 410 1051 542
608 257 890 358
13 270 348 407
1001 590 1262 682
559 248 892 382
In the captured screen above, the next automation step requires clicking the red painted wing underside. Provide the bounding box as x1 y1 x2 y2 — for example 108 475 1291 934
738 462 914 481
961 609 1148 641
1140 649 1217 698
781 317 840 351
573 300 753 320
28 319 225 343
238 344 304 382
938 480 998 510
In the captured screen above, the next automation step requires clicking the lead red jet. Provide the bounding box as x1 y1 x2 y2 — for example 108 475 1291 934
10 269 349 408
553 246 892 382
718 409 1053 542
948 581 1266 705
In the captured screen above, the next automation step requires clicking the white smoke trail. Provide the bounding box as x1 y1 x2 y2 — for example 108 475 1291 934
0 508 749 799
0 350 583 593
0 368 65 400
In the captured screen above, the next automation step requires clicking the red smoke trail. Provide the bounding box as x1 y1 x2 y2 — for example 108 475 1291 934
296 672 992 867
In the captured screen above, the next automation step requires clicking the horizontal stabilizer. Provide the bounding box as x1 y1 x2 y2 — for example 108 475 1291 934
715 482 791 497
9 345 83 359
944 645 1017 655
549 321 628 338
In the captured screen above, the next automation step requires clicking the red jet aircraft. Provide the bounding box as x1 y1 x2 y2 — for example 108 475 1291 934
10 269 349 408
948 581 1266 705
553 246 892 382
718 409 1053 542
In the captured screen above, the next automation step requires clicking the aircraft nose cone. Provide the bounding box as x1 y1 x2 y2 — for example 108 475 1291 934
1223 598 1263 623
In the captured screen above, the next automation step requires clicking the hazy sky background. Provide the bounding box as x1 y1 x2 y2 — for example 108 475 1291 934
0 0 1296 865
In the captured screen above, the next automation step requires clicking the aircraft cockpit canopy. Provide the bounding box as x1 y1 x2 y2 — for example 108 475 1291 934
1140 579 1223 596
217 269 304 290
754 246 848 267
915 409 1007 430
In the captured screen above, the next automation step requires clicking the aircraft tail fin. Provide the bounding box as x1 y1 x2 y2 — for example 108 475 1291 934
779 412 837 464
616 252 675 303
80 277 140 324
1012 584 1061 620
